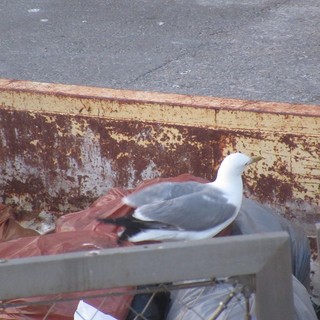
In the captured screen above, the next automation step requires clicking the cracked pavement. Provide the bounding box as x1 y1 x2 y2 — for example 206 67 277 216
0 0 319 104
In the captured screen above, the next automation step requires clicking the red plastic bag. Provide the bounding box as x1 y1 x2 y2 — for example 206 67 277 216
0 174 208 319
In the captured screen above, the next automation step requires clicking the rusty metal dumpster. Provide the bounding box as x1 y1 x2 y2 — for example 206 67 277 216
0 78 319 236
0 78 319 320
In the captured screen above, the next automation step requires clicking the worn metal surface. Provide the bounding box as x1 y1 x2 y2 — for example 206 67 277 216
0 79 319 234
0 232 294 320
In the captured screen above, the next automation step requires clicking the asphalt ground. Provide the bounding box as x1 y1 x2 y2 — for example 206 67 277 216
0 0 319 105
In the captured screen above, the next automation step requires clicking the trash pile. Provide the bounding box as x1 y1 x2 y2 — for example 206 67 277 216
0 174 318 319
0 188 134 320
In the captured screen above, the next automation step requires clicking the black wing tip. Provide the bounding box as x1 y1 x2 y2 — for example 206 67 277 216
98 216 143 245
117 231 130 244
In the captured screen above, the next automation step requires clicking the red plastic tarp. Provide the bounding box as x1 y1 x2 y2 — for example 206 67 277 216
0 174 207 319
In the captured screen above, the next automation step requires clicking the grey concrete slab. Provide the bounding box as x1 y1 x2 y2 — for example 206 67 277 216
0 0 319 104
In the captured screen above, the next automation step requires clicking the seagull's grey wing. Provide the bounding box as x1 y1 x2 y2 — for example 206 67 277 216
124 181 207 207
133 189 237 231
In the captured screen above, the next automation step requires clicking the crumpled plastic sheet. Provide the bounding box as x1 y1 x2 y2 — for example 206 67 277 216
0 204 39 242
0 174 316 319
236 197 311 291
0 188 135 319
0 174 205 319
167 276 317 320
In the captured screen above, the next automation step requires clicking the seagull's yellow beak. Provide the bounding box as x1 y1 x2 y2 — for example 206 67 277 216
249 156 263 164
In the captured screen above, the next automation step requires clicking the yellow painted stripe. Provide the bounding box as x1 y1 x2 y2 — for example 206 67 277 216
0 79 319 135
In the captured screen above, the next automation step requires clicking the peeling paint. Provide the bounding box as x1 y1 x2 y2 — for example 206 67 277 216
0 79 319 235
140 160 161 181
43 114 55 123
30 139 40 146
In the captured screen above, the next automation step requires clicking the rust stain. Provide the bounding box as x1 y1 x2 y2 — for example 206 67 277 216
0 109 233 214
279 134 299 150
0 79 319 235
250 173 293 203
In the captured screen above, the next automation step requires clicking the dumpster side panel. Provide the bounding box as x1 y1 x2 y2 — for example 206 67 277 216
0 80 319 234
0 109 227 212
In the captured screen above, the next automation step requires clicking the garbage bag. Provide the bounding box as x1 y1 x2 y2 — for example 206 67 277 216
235 198 311 290
166 276 317 320
125 285 171 320
166 177 314 319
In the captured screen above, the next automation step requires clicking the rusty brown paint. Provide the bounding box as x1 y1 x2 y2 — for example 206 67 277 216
0 109 226 211
0 79 319 235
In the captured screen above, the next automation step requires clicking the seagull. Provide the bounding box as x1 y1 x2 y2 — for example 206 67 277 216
98 152 262 243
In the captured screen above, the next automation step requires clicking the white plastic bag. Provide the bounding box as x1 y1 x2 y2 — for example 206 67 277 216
74 300 117 320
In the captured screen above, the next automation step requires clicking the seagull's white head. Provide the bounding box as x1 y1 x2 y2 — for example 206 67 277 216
216 152 263 180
